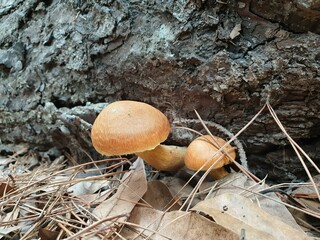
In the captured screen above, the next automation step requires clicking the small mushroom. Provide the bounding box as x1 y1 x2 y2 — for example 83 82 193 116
184 135 236 179
91 100 186 171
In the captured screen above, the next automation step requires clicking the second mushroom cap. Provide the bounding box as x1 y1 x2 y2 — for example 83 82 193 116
184 135 236 171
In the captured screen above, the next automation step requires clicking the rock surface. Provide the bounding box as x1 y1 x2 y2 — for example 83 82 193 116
0 0 319 182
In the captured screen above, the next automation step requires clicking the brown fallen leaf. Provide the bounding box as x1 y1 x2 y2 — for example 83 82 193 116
161 176 194 203
141 180 180 211
289 202 320 236
292 175 320 200
120 206 239 240
92 157 147 222
288 174 320 233
39 228 60 240
0 181 14 197
195 204 274 240
205 172 303 229
292 193 319 199
192 192 312 240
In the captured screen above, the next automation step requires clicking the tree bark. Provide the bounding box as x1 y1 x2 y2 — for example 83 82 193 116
0 0 319 182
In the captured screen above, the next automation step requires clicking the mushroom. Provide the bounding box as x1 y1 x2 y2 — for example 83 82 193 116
91 100 186 171
184 135 236 179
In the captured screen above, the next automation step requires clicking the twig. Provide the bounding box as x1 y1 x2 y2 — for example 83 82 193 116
266 102 320 202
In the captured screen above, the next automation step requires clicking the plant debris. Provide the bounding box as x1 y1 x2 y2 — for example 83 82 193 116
0 103 319 239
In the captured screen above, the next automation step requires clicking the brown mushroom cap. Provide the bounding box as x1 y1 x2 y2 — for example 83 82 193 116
91 100 170 156
184 135 236 171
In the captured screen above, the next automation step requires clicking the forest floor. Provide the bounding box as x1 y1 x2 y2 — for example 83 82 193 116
0 103 319 240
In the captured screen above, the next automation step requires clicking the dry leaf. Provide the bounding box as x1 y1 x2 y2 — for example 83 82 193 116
289 201 320 235
120 206 239 240
142 180 180 211
206 172 302 229
230 23 241 39
192 192 312 240
0 181 14 197
0 208 20 236
74 188 114 205
288 174 320 232
0 157 15 167
1 206 20 223
0 226 20 236
92 158 147 222
161 176 194 201
289 192 320 233
194 205 273 240
292 175 320 199
68 179 111 196
39 228 60 240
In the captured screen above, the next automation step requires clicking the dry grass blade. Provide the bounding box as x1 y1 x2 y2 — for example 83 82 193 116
0 158 126 206
182 154 227 211
193 192 312 240
192 107 266 182
0 156 128 239
236 184 320 219
63 214 128 240
172 126 203 136
266 103 320 202
0 181 14 198
81 158 148 239
181 103 267 211
120 207 239 240
1 99 319 239
193 110 248 170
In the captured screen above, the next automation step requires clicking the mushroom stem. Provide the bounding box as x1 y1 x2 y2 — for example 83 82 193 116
136 144 187 171
209 167 229 179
